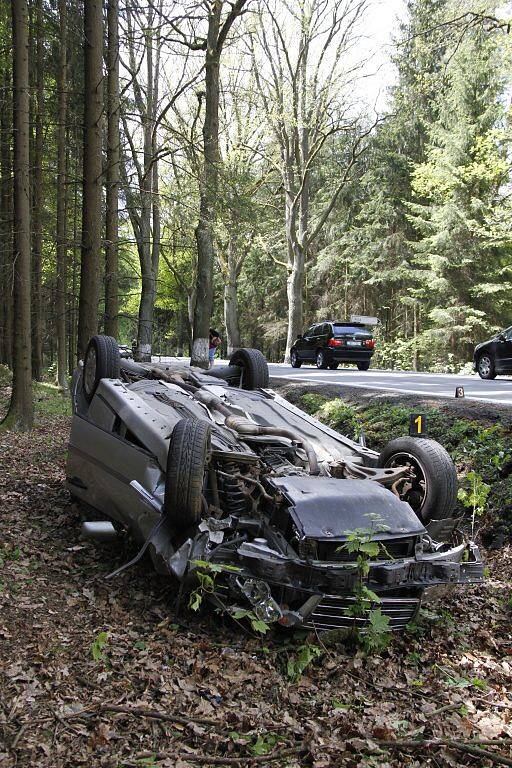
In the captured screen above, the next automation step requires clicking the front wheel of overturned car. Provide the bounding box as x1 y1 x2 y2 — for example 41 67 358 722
165 418 211 531
229 348 269 389
377 437 457 523
290 349 302 368
82 335 120 402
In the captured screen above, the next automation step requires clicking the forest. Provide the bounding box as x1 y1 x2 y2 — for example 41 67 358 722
0 0 510 431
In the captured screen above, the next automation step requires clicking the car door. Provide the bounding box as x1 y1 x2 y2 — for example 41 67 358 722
495 326 512 372
299 325 317 360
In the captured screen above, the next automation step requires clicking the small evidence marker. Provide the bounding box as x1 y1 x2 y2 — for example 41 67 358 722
409 413 427 437
455 386 465 398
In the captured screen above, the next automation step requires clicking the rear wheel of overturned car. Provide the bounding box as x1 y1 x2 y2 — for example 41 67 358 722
329 362 339 370
357 361 370 371
229 348 269 389
377 437 457 523
82 335 120 402
316 350 328 369
165 418 212 531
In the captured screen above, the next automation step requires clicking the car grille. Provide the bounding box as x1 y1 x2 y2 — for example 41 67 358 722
304 594 420 631
316 537 416 563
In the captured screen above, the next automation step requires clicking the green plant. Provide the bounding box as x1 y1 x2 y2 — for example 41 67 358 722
458 470 490 534
339 517 392 653
286 642 323 681
91 631 108 662
231 608 270 635
188 560 241 612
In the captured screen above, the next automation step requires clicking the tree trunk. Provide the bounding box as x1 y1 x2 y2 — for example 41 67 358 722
105 0 120 338
134 16 158 363
223 244 241 356
285 249 304 363
56 0 68 390
6 0 33 429
30 0 43 381
77 0 103 360
191 4 222 369
0 66 13 368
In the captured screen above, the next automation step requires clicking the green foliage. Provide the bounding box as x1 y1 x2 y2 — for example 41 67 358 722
300 393 328 414
91 631 108 662
231 608 270 635
286 643 323 681
458 471 491 518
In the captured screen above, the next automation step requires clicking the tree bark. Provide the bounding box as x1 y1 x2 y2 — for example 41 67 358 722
0 66 13 368
105 0 119 338
77 0 103 360
191 4 222 368
56 0 68 390
6 0 33 429
30 0 43 380
223 240 241 356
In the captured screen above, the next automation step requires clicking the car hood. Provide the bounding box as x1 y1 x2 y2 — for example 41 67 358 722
268 475 425 540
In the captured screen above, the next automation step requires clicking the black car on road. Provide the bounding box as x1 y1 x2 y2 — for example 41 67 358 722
291 321 376 370
473 326 512 379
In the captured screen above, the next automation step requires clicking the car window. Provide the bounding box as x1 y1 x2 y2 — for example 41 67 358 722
505 327 512 340
333 324 371 335
304 325 316 336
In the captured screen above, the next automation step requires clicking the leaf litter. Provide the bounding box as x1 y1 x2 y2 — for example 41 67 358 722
0 393 511 767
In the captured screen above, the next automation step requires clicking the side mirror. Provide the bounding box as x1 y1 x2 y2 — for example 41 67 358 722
296 334 303 340
498 333 506 342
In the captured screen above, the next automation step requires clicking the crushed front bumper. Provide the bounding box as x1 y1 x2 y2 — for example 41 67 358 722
216 538 484 631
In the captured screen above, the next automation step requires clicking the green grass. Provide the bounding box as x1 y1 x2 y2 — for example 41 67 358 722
34 381 72 418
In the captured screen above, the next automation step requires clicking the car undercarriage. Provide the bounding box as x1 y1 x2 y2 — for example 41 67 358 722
67 336 484 632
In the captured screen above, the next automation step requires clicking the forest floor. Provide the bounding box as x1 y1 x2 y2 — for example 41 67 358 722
1 378 512 768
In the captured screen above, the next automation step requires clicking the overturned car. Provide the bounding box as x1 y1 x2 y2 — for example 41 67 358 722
67 335 483 631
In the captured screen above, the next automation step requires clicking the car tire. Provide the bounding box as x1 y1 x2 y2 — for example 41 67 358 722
477 353 496 380
165 418 211 531
290 349 302 368
329 362 339 370
357 361 371 371
377 437 457 523
316 350 328 369
229 348 269 389
82 335 120 402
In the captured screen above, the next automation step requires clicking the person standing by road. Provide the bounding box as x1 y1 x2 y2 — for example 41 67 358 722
209 328 221 368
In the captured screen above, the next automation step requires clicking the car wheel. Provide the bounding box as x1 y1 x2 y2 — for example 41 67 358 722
290 349 302 368
377 437 457 523
82 335 120 402
229 348 269 389
328 362 339 370
357 361 370 371
477 353 496 380
316 350 328 369
165 418 211 531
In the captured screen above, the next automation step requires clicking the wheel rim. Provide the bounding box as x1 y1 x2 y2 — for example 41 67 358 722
317 352 323 367
84 346 97 396
383 451 428 518
479 355 491 376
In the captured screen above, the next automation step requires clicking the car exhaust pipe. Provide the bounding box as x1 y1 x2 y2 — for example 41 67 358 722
81 521 119 542
224 415 320 476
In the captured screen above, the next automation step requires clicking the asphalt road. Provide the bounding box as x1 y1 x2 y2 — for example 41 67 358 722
267 363 512 405
152 356 512 406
